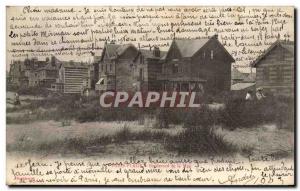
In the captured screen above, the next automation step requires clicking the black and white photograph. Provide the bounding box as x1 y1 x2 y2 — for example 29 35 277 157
5 5 295 186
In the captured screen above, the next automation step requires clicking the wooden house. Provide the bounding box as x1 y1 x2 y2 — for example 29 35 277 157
159 35 235 94
57 61 90 94
251 40 294 96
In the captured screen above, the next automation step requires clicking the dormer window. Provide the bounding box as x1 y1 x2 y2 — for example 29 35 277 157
211 50 214 60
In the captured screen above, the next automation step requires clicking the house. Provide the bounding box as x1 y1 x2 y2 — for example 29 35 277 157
9 60 22 87
37 56 62 88
56 61 90 94
132 46 167 91
96 42 139 92
159 35 235 94
9 57 48 87
251 40 294 96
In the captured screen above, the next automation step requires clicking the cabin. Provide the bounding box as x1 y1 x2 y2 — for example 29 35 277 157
96 42 139 92
251 40 294 97
57 61 90 94
159 35 235 95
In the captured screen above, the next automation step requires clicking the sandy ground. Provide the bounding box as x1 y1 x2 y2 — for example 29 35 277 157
6 119 294 159
6 91 294 159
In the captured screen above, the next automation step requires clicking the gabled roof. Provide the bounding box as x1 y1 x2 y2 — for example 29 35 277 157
37 63 57 71
231 82 256 91
140 49 167 59
243 73 256 82
232 67 248 80
251 40 294 67
102 43 137 60
37 56 62 71
164 35 235 62
173 38 210 58
133 49 168 62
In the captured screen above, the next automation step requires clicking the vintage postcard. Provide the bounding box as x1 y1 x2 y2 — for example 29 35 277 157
6 6 295 185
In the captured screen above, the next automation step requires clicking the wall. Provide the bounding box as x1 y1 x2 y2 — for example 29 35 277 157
256 45 294 96
63 67 89 94
191 39 232 94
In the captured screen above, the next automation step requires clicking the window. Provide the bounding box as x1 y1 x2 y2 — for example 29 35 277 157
101 64 103 72
203 51 206 59
172 63 178 74
211 50 214 59
109 64 112 72
105 64 107 72
139 68 144 81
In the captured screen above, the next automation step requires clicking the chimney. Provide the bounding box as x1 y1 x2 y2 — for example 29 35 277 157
51 55 56 66
212 34 218 39
153 46 160 57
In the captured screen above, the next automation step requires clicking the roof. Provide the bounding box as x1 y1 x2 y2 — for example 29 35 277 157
37 63 57 71
173 38 210 58
157 76 206 82
243 72 256 82
103 43 137 59
162 35 234 62
61 61 88 68
94 56 101 62
232 67 248 80
139 49 167 59
231 82 256 91
251 40 294 67
133 49 168 62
